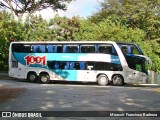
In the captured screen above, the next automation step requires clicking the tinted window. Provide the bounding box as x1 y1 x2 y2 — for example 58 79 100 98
105 63 122 71
47 45 56 53
99 45 111 54
12 44 23 52
95 62 105 70
66 45 79 53
32 45 46 53
48 61 86 70
98 45 117 55
73 62 80 70
23 45 32 53
57 45 63 53
81 45 95 53
47 61 54 69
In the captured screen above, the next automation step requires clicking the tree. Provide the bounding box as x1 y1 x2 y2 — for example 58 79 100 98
23 14 55 41
0 0 72 16
50 16 80 41
90 0 160 40
0 11 20 70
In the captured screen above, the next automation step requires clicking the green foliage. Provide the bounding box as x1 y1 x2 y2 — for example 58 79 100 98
23 14 55 41
94 18 145 42
0 11 13 70
74 19 97 40
50 15 81 41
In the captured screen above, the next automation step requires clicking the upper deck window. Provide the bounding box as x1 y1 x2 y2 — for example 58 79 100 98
12 44 23 52
32 45 46 53
47 45 56 53
98 45 117 55
81 45 96 53
57 45 63 53
23 45 32 53
65 45 79 53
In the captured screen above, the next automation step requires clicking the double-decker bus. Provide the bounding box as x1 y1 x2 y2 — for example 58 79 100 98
9 41 152 86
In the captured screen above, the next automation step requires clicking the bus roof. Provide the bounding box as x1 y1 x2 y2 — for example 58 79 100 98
10 41 117 44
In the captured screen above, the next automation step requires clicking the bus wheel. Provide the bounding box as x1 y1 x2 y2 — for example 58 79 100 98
39 73 50 84
97 74 109 86
27 72 37 82
112 75 124 86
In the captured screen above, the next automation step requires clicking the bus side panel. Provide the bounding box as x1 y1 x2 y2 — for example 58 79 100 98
52 70 78 81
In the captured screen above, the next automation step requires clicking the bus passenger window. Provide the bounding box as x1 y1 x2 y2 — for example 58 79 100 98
66 45 78 53
81 45 95 53
33 45 41 53
47 45 55 53
12 44 23 52
54 62 59 69
47 61 54 69
95 62 105 70
64 62 69 69
98 46 109 54
79 62 86 70
59 62 66 69
37 46 41 53
70 62 75 69
33 45 38 52
57 45 63 53
74 63 80 70
23 45 32 53
39 45 46 53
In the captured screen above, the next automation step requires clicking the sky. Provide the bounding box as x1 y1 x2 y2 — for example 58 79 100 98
36 0 103 19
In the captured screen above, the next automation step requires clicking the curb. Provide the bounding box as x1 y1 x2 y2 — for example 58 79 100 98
132 84 160 87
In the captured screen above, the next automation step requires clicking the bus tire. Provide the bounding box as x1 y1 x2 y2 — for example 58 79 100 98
27 72 37 82
39 73 50 84
97 74 109 86
112 75 124 86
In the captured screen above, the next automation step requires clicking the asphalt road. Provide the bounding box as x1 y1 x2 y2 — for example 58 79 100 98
0 79 160 120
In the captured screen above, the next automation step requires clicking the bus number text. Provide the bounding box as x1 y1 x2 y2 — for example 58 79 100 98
24 55 46 66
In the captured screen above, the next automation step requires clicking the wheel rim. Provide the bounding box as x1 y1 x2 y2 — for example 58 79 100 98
99 76 107 85
29 75 36 81
114 76 122 84
41 76 48 82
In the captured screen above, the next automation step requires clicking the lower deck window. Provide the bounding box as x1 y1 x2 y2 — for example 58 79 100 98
47 61 122 71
